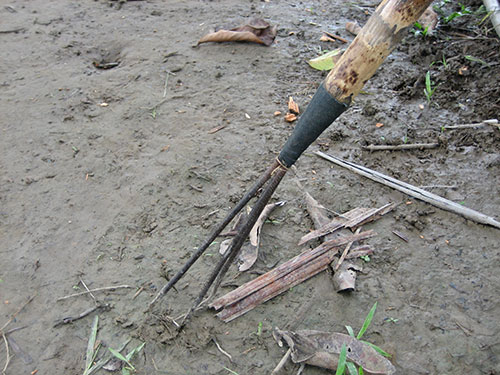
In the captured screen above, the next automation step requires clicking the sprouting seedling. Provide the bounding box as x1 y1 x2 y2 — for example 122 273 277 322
337 302 392 375
424 71 437 104
443 3 471 23
464 55 489 67
108 342 145 375
412 21 429 37
257 321 263 336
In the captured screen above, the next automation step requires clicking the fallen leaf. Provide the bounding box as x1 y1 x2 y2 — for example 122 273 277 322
288 97 300 114
198 18 277 46
274 110 282 116
284 113 297 122
375 122 384 128
273 329 395 374
239 201 286 271
308 49 343 71
346 21 361 36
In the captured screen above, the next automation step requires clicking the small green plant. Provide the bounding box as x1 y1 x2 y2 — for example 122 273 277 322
360 255 370 262
335 302 391 375
424 71 438 104
108 342 145 375
443 3 471 23
412 21 429 37
464 55 489 67
257 321 263 336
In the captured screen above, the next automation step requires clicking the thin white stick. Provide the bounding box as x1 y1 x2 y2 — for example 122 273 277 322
271 348 292 374
57 285 133 301
213 338 233 362
315 151 500 229
80 278 97 303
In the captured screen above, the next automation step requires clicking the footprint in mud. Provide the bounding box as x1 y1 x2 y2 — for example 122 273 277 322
90 42 125 70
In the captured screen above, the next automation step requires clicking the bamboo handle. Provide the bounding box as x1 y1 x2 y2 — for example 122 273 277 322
278 0 433 168
325 0 433 104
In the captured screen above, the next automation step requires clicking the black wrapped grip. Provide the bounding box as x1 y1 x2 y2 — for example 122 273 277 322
278 83 348 168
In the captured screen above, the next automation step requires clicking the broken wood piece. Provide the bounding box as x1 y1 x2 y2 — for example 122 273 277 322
321 30 349 43
362 142 439 151
443 119 498 130
315 151 500 229
332 262 362 292
273 329 395 374
334 227 362 271
210 230 375 311
299 203 393 245
215 244 340 322
288 97 300 115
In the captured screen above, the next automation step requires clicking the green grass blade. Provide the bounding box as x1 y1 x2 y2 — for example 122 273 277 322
83 315 99 375
109 347 134 370
345 325 355 337
87 338 131 375
125 342 145 361
223 367 239 375
336 344 347 375
361 340 392 358
346 362 358 375
358 367 364 375
357 302 377 340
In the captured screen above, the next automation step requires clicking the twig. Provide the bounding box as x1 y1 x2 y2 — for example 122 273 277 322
322 30 349 43
53 304 107 327
57 285 133 301
362 142 439 151
271 348 292 374
213 337 233 362
444 119 498 130
1 295 35 375
2 334 10 375
334 227 362 271
80 278 97 304
0 27 25 34
133 286 144 299
315 151 500 229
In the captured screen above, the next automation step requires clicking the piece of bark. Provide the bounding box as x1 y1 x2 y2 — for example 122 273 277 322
210 230 375 310
198 18 277 46
273 329 396 374
332 262 361 292
288 97 300 115
299 204 393 245
362 143 439 151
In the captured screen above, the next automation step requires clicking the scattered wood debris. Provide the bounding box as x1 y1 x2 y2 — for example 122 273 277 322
321 30 348 43
210 230 375 322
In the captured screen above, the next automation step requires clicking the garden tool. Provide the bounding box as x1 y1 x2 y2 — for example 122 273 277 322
150 0 434 319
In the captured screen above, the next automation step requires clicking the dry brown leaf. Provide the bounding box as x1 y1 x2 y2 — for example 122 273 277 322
284 113 297 122
198 18 277 46
375 122 384 128
346 21 361 36
274 329 395 374
274 110 282 116
288 97 300 114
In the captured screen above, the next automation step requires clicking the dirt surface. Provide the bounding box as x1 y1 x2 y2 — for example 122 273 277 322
1 0 499 374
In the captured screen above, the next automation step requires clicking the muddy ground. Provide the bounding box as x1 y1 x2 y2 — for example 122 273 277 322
1 0 499 374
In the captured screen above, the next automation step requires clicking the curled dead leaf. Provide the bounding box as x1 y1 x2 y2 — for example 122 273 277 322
273 329 395 374
284 113 297 122
288 97 299 114
198 18 277 46
346 21 361 36
274 110 282 116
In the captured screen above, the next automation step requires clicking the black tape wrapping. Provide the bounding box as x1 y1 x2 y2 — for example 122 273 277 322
278 83 348 168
